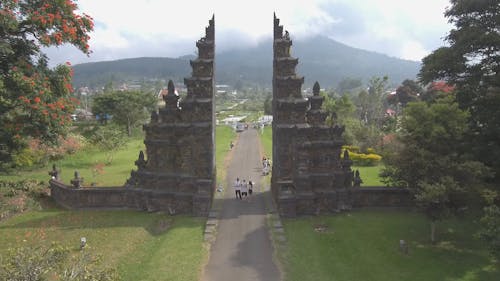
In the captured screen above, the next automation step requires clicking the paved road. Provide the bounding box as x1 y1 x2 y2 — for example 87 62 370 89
202 129 281 281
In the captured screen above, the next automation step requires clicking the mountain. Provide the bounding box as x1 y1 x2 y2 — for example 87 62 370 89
72 36 420 89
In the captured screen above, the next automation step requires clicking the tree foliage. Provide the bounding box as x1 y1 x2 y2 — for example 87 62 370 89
91 90 157 136
382 97 489 242
388 79 423 107
0 0 93 168
477 190 500 259
419 0 500 178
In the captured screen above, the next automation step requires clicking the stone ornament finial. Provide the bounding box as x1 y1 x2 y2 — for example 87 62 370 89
70 170 84 188
343 149 350 160
313 81 320 96
135 150 147 169
168 80 175 95
164 80 180 109
48 163 60 180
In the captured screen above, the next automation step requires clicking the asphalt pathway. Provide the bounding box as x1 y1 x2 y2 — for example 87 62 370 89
202 129 281 281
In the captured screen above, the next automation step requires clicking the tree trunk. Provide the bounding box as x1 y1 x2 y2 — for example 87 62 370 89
430 221 436 244
127 118 132 136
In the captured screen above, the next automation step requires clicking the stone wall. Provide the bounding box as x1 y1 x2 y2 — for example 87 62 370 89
276 186 414 217
50 180 205 214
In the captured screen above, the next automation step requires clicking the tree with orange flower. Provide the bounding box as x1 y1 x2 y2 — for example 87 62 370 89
0 0 93 169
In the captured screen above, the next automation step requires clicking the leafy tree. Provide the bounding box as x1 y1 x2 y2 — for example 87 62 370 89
87 125 126 164
0 0 93 169
92 90 157 136
420 81 455 103
336 77 362 94
388 79 423 107
382 96 489 243
354 76 388 128
477 190 500 259
419 0 500 179
322 94 354 124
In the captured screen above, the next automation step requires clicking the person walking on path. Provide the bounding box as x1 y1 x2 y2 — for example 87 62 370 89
241 179 248 199
234 177 242 200
248 180 253 195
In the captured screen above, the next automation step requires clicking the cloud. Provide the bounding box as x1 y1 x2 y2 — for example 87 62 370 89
45 0 452 65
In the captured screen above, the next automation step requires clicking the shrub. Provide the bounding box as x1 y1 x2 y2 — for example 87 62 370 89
342 146 382 166
10 135 84 168
0 243 119 281
0 180 48 220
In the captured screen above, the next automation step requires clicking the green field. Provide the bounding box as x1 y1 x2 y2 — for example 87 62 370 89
1 126 236 187
0 210 206 281
0 137 144 186
353 165 384 186
0 125 238 280
215 125 237 185
282 210 499 281
260 126 273 159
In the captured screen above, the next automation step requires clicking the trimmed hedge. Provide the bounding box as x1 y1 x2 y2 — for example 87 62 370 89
342 146 382 166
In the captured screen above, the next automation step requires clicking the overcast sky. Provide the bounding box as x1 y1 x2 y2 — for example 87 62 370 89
45 0 453 66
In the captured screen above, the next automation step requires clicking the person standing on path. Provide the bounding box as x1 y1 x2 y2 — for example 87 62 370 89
234 177 242 199
248 180 253 195
241 179 248 199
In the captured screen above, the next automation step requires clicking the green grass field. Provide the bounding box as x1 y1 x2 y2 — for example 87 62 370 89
0 125 238 280
1 126 236 187
0 137 144 186
215 125 237 185
0 210 206 281
353 165 384 186
260 126 272 159
282 210 499 281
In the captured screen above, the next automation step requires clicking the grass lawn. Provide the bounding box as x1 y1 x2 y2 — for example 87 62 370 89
0 137 144 186
0 125 238 279
215 125 237 186
0 210 207 281
260 126 272 159
1 126 237 188
353 165 384 186
282 210 499 281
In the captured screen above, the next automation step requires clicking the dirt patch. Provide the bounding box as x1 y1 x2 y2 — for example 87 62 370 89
313 223 333 233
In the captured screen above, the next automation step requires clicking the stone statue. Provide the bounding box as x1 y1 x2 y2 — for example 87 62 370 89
70 170 83 188
135 150 147 169
313 81 320 96
284 30 290 40
353 169 363 187
48 164 59 180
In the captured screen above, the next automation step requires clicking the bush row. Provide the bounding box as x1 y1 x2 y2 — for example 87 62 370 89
342 146 382 166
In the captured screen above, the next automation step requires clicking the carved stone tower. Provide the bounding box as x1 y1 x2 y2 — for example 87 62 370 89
272 14 352 217
126 16 215 216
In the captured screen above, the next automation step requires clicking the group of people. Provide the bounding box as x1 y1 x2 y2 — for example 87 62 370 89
262 156 271 175
233 178 254 200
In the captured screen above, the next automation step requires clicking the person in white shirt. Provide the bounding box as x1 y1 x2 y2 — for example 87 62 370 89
241 180 248 198
234 177 242 199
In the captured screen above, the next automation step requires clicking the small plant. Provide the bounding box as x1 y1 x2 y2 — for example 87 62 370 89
90 162 105 186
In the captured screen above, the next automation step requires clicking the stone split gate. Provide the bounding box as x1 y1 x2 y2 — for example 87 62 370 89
50 15 411 217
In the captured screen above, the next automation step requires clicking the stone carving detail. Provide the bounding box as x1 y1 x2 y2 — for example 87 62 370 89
272 14 353 217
